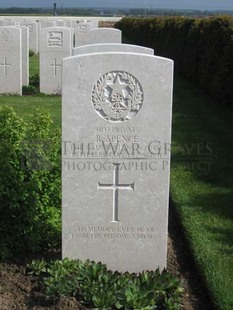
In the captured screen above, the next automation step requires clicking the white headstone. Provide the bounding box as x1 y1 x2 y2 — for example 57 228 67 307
40 20 57 28
24 21 39 54
0 27 22 95
19 26 29 86
74 22 94 47
40 27 72 94
56 20 65 27
90 28 121 44
73 43 154 56
62 52 173 273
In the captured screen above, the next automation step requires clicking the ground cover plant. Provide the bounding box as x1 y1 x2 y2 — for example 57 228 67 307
27 258 183 309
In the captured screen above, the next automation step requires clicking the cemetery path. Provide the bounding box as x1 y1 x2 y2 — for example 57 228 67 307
0 205 213 310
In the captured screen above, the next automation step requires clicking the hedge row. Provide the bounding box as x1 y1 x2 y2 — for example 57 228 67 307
115 16 233 106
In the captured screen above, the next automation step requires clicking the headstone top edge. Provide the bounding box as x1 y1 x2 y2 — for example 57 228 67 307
73 43 153 50
62 52 173 64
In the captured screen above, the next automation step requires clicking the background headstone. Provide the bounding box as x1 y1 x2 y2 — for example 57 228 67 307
62 52 173 273
73 43 154 56
90 28 121 44
40 27 72 94
19 26 29 86
74 21 94 47
24 21 38 54
0 26 22 95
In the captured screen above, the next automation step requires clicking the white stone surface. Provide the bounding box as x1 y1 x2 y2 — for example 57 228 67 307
40 27 72 94
90 28 121 44
23 21 39 53
73 43 154 56
19 26 29 86
74 22 94 47
1 20 18 26
62 52 173 273
40 20 57 28
0 27 22 95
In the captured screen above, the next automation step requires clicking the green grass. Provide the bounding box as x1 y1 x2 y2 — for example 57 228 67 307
0 96 61 128
29 53 39 78
171 74 233 310
0 54 60 128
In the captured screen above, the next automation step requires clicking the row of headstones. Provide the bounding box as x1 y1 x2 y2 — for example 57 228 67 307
0 22 122 95
0 19 108 53
62 45 173 272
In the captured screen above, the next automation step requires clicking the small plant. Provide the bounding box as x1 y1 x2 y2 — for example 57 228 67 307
27 259 47 276
29 49 35 57
28 258 183 309
22 74 40 95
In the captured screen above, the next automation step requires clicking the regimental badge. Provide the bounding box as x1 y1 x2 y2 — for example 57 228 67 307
92 71 144 122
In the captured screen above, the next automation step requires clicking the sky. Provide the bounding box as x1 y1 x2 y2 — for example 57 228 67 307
0 0 233 10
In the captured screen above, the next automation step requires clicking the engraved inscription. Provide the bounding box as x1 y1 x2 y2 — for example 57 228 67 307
98 163 134 222
71 226 158 240
78 24 88 33
0 29 13 42
47 31 63 47
50 58 61 77
92 71 143 122
0 57 11 76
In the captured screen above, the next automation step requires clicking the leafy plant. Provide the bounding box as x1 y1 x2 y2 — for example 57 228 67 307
27 259 47 276
28 258 183 309
29 49 35 57
0 106 61 258
22 74 40 95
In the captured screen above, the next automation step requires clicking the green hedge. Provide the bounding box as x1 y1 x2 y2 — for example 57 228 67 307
116 16 233 106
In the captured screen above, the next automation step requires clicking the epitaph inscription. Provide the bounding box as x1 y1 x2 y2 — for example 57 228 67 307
92 71 143 122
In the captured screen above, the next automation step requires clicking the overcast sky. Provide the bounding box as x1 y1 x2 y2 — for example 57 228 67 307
0 0 233 10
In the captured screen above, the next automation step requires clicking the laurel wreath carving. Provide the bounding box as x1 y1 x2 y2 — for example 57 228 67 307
92 71 143 122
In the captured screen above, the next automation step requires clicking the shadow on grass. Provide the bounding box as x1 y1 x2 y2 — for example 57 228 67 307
172 73 233 189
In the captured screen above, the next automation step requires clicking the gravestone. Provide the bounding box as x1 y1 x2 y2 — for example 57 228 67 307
56 20 65 27
40 27 72 94
90 28 121 44
40 20 57 28
73 43 154 56
62 52 173 273
19 26 29 86
0 26 22 95
74 21 94 47
24 21 38 53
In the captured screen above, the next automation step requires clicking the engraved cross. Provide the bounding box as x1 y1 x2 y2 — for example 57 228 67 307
98 163 134 222
0 57 11 76
50 58 61 77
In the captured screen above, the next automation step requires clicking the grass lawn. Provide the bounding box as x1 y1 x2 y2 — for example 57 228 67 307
0 54 61 128
29 53 39 77
171 75 233 310
0 52 232 309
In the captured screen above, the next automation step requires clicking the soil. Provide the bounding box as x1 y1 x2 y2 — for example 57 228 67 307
0 202 215 310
